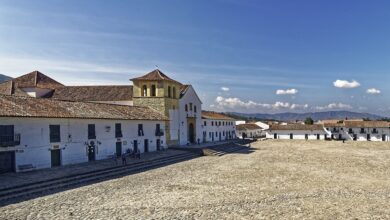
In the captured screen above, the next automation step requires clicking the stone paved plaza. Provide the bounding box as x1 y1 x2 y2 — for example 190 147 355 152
2 140 390 219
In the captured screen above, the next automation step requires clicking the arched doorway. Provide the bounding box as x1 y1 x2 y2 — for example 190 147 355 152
188 123 195 144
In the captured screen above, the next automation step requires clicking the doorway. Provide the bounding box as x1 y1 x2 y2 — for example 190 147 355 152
274 133 277 139
144 139 149 153
116 142 122 157
188 123 195 143
383 135 386 142
290 134 293 139
133 140 138 152
367 134 371 141
0 151 15 173
157 139 161 151
51 149 61 167
317 134 320 140
88 141 96 161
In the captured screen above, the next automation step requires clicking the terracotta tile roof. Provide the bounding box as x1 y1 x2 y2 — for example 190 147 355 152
0 94 168 121
270 124 325 131
323 122 345 127
345 121 390 128
51 86 133 102
180 84 190 98
0 71 64 96
201 111 235 120
236 123 261 131
131 69 182 85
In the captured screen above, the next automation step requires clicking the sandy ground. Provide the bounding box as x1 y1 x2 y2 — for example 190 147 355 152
2 140 390 219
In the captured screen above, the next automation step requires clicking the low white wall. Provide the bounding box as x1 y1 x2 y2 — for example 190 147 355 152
202 119 236 143
0 117 166 172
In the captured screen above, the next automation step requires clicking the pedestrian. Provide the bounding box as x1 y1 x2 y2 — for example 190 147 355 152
121 153 127 165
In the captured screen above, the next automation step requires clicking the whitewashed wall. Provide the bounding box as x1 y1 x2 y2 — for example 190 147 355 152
326 127 390 142
179 86 203 145
202 119 236 143
266 130 328 140
236 128 262 139
0 117 166 172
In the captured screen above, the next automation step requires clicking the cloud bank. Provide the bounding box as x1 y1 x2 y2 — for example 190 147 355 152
333 80 360 89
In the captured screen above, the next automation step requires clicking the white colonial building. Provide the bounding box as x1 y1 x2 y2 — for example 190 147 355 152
266 124 328 140
325 121 390 141
0 95 167 173
0 70 238 173
236 124 263 139
201 111 236 143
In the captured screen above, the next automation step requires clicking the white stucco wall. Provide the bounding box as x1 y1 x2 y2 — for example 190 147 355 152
22 87 53 98
0 117 166 172
326 127 390 142
202 119 236 143
266 130 328 140
178 86 203 145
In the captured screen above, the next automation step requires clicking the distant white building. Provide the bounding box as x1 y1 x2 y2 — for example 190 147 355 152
235 121 246 126
236 124 262 139
254 121 270 130
201 111 236 143
266 124 328 140
325 121 390 141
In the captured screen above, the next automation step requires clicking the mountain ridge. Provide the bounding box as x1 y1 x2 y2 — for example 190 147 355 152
227 111 385 121
0 74 12 83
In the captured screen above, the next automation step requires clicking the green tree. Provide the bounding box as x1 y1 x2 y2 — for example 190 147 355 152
304 117 314 125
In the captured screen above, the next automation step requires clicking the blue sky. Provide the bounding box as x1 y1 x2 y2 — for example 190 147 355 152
0 0 389 116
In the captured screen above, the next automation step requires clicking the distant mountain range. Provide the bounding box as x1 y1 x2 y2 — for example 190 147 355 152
0 74 12 83
228 111 385 121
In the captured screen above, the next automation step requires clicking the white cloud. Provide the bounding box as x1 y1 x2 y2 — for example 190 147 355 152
366 88 381 94
314 103 352 111
221 87 230 92
276 88 298 95
213 96 308 111
333 80 360 89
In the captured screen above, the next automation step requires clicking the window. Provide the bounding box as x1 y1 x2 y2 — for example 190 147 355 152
173 87 176 98
0 125 15 144
223 121 225 126
204 121 207 126
211 121 214 126
194 105 197 113
185 104 188 112
115 123 122 138
219 121 221 126
88 124 96 139
189 103 193 111
50 125 61 143
138 124 144 136
168 86 171 98
155 124 163 136
151 85 156 96
142 85 147 96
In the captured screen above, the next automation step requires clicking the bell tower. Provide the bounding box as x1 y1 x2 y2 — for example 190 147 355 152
131 69 181 146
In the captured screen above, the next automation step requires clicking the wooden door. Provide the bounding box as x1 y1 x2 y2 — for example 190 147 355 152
51 149 61 167
116 142 122 157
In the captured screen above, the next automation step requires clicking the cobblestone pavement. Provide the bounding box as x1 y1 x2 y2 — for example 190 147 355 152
2 140 390 219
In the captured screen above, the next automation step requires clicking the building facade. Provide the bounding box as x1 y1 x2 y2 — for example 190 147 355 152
266 124 328 140
0 69 238 172
201 111 236 143
0 95 167 173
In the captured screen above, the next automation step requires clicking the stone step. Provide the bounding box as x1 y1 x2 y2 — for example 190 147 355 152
0 152 198 203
